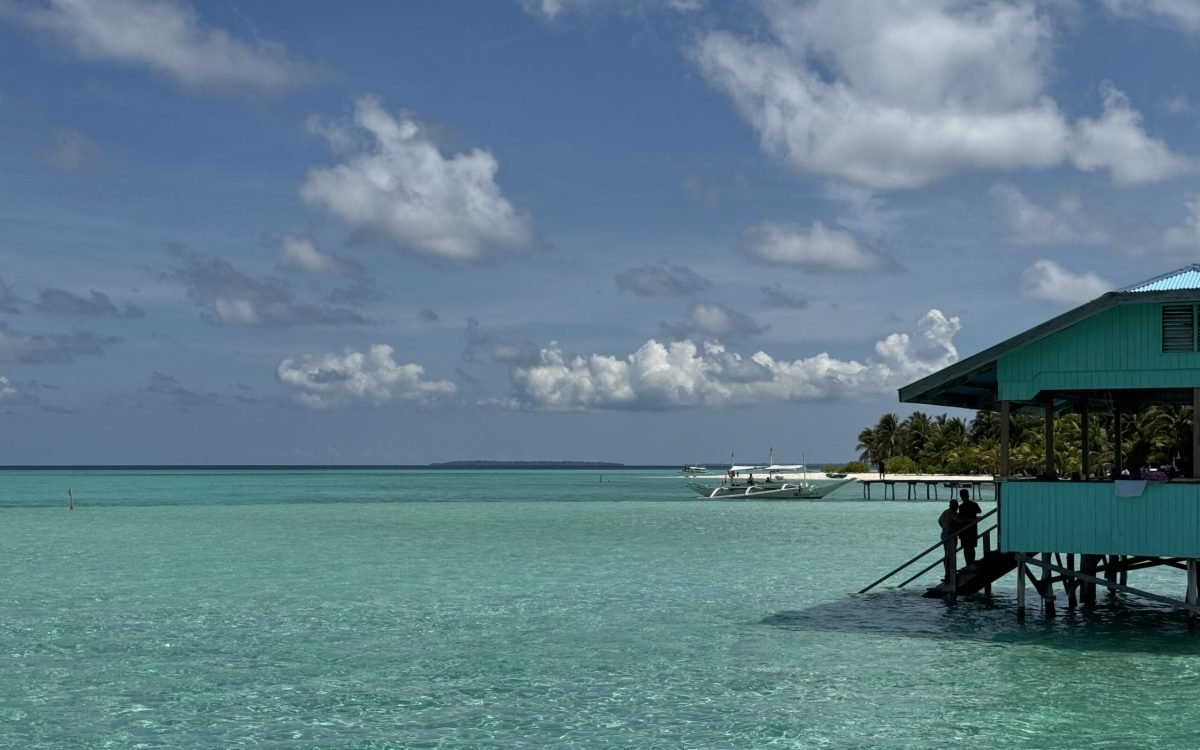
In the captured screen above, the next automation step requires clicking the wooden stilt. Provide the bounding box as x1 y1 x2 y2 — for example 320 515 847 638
983 530 993 596
1119 555 1128 587
1081 554 1097 606
1016 559 1027 620
1188 560 1199 628
1041 552 1056 617
1065 553 1078 609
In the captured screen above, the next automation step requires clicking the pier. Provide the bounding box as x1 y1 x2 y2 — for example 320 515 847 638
857 477 988 501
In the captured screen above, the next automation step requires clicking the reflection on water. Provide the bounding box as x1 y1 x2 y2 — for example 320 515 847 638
766 588 1200 654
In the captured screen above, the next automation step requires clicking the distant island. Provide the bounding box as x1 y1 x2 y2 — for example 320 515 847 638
428 460 625 469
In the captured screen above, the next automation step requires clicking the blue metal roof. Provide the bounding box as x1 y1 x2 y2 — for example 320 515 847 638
1121 264 1200 292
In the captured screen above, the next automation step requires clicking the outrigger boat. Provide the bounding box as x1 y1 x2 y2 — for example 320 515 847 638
680 465 709 475
688 460 855 500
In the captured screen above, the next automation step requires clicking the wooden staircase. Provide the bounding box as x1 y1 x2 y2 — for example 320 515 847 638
922 550 1017 599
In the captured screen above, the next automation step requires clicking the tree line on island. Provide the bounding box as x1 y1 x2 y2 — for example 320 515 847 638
851 407 1194 477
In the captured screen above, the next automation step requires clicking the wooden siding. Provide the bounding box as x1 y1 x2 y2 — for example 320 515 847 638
1001 481 1200 556
997 303 1200 402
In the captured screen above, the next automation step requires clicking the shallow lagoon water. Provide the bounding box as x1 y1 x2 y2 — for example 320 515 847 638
1 469 1197 748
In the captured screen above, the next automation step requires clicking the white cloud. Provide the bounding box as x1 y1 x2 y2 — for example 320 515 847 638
522 0 701 20
1102 0 1200 33
11 0 311 92
277 344 457 409
661 302 767 339
509 309 960 410
740 221 894 272
990 183 1108 245
1019 259 1112 305
1070 83 1192 184
615 263 711 296
275 235 362 277
692 1 1189 189
0 376 15 400
1163 195 1200 255
301 97 534 262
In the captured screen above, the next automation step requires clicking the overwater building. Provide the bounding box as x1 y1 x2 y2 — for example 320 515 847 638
895 265 1200 616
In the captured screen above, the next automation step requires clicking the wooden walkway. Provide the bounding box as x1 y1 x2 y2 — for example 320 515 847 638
858 478 990 500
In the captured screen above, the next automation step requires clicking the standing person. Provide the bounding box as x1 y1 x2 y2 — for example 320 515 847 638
938 499 960 581
957 489 982 566
878 459 886 480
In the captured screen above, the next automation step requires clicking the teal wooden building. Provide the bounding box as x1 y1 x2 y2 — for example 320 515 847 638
897 265 1200 615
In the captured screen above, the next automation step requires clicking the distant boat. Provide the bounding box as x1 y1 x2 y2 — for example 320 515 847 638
688 464 855 500
681 465 710 475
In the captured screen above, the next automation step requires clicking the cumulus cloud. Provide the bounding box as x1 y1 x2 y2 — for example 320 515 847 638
1102 0 1200 33
302 96 534 262
522 0 701 20
692 1 1189 189
39 128 102 170
9 0 311 92
990 183 1109 246
277 344 457 408
274 234 363 277
760 284 808 310
508 309 960 410
141 372 221 410
36 288 144 317
740 221 895 272
1163 195 1200 255
661 302 767 339
1071 83 1192 184
0 323 116 363
167 249 367 327
614 263 712 297
463 318 541 366
1020 259 1113 305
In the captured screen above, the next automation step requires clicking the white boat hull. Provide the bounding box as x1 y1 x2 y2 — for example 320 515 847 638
688 477 855 500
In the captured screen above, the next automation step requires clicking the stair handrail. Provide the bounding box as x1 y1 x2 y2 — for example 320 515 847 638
858 508 997 594
894 523 998 589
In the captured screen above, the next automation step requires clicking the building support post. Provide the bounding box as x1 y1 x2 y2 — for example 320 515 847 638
1016 561 1026 620
1080 402 1090 478
1000 401 1011 478
1041 552 1055 617
1081 554 1098 606
1193 389 1200 478
1188 560 1199 626
1044 401 1055 478
1066 553 1078 610
1114 407 1123 477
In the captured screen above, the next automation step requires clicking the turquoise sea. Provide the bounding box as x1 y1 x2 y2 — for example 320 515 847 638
2 469 1198 749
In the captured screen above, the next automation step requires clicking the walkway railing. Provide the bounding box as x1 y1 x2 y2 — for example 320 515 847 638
858 508 998 594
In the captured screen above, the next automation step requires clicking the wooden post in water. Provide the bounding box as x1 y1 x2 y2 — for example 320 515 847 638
983 530 993 596
1041 552 1055 617
1188 560 1199 626
1081 554 1097 606
1065 553 1077 609
1119 556 1128 587
1016 561 1027 620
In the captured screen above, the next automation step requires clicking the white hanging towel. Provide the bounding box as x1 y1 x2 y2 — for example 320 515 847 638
1113 480 1148 498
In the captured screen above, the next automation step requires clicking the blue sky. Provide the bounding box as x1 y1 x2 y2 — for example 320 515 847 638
2 0 1200 464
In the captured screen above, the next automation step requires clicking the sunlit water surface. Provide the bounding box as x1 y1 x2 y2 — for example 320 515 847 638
2 469 1197 749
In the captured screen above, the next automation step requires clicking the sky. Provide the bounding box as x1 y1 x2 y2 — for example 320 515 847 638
2 0 1200 465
